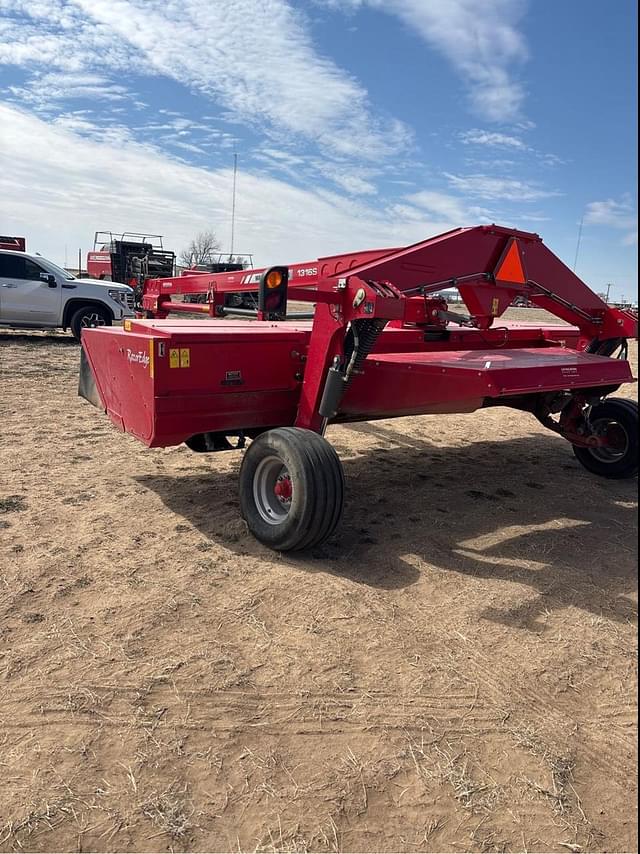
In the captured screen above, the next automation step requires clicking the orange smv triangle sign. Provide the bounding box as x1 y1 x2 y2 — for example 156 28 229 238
495 239 526 284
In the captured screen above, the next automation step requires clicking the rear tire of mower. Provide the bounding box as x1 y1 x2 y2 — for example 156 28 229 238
70 305 112 342
239 427 344 551
572 398 638 479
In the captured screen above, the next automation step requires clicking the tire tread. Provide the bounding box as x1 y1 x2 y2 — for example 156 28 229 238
239 427 344 551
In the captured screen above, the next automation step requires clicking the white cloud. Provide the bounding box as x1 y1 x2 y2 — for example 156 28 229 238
317 170 377 196
0 0 411 162
172 141 207 155
326 0 528 122
458 125 567 176
444 172 560 202
584 197 636 228
406 190 468 221
8 72 129 106
256 148 306 167
0 4 132 72
459 129 565 170
459 129 528 149
49 112 137 147
254 148 382 196
537 152 566 167
407 190 494 224
0 102 453 268
508 212 550 223
584 196 638 246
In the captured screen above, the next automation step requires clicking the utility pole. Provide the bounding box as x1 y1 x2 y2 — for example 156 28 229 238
229 152 238 260
605 283 613 303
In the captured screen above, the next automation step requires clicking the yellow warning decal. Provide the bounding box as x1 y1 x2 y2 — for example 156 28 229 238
148 339 154 378
124 319 132 331
491 297 500 315
169 347 190 368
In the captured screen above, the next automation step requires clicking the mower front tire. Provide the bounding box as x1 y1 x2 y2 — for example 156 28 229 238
239 427 344 551
572 398 638 479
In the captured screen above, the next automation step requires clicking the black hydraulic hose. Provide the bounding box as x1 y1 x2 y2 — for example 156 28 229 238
345 319 386 385
319 319 386 420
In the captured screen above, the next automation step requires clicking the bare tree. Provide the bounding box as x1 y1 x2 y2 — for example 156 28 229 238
179 230 222 268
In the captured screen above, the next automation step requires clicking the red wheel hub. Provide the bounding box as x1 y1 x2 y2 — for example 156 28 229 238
274 475 292 501
603 423 627 451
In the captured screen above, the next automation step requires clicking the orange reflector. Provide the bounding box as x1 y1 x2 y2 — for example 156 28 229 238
495 239 526 284
266 270 283 289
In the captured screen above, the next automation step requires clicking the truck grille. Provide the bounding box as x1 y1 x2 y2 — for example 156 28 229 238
125 292 135 310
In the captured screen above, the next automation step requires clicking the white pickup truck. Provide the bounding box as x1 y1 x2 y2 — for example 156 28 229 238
0 249 135 341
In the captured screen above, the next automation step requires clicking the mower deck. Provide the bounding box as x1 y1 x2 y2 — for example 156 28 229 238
340 346 632 420
80 318 633 446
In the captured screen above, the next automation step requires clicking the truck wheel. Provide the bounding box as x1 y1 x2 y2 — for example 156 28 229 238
572 398 638 479
239 427 344 551
70 305 112 341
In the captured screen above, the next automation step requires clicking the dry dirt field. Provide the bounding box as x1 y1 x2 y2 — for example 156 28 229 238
0 309 637 853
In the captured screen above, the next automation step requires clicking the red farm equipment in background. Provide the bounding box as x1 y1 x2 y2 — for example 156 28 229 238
0 235 26 251
79 224 638 551
87 232 175 296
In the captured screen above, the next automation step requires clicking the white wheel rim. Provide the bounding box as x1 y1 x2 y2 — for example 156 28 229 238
253 455 293 525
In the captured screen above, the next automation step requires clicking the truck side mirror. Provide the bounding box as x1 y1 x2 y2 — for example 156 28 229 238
40 273 57 288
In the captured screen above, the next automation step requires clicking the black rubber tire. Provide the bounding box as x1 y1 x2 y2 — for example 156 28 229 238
70 305 112 341
572 398 638 479
239 427 344 551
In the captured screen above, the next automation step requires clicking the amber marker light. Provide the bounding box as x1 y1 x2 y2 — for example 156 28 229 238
266 269 283 289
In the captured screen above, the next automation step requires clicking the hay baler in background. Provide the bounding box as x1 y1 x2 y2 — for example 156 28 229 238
87 232 175 299
79 224 638 551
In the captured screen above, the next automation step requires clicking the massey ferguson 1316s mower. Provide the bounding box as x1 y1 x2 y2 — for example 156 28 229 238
79 225 638 551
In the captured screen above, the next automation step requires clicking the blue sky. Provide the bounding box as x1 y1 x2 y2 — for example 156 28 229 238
0 0 637 299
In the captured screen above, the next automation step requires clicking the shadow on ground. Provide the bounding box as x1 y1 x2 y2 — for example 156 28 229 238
137 425 638 627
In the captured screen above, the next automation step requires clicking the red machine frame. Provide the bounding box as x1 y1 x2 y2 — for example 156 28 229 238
80 224 638 551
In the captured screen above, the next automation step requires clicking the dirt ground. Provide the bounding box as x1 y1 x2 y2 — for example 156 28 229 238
0 309 637 853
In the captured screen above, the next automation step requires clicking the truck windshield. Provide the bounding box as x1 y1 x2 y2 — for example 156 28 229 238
43 258 76 281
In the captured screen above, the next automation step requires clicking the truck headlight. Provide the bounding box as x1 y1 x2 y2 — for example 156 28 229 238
108 289 127 303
